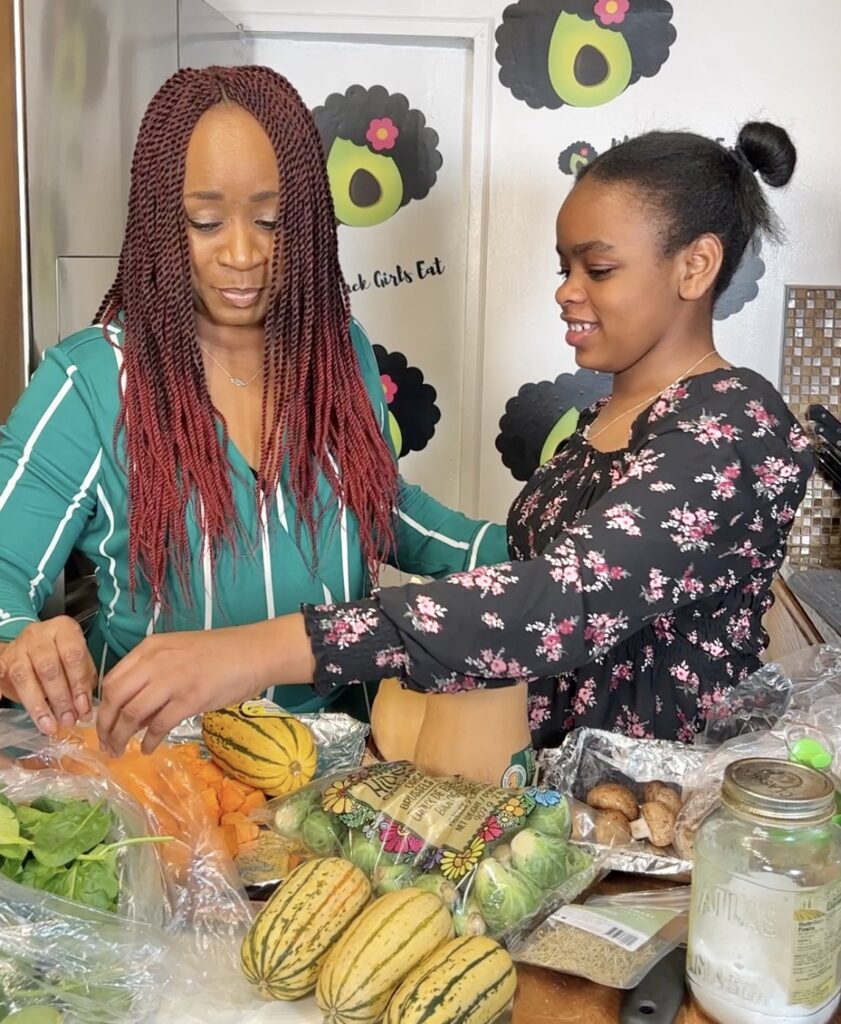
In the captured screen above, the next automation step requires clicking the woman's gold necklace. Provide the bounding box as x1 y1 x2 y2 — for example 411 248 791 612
588 350 719 443
200 344 262 388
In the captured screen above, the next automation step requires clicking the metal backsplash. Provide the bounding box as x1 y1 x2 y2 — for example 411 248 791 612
19 0 243 366
781 285 841 568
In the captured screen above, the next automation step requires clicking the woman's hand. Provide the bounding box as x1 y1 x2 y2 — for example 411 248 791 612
0 617 96 734
97 626 266 755
97 614 316 756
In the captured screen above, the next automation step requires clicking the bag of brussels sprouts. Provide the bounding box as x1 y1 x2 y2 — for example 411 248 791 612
262 760 608 940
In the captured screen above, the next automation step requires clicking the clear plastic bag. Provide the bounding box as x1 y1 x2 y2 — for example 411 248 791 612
0 875 172 1023
0 710 261 1024
510 886 690 989
262 759 608 945
702 645 841 745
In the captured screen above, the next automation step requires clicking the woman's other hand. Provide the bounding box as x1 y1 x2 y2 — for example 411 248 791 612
0 617 96 733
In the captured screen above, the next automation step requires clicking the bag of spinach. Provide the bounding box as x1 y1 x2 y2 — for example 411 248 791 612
0 711 263 1024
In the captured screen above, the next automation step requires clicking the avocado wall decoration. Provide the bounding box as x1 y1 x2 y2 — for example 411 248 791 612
312 85 443 228
558 139 599 174
496 0 676 110
373 345 441 458
496 369 612 481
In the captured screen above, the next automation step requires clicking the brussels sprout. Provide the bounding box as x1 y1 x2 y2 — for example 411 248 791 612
272 789 320 840
372 863 419 896
510 829 572 890
412 870 458 907
527 798 572 840
564 844 593 877
346 831 381 876
492 843 513 869
472 858 541 934
452 896 488 937
301 810 346 856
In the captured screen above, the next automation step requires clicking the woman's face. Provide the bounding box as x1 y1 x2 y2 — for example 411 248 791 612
183 103 280 329
554 177 686 374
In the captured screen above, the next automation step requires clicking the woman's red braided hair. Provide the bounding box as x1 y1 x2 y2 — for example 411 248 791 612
97 65 398 605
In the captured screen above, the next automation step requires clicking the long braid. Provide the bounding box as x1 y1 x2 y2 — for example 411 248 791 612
99 66 398 606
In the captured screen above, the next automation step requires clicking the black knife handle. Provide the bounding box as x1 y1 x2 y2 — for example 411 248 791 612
619 947 687 1024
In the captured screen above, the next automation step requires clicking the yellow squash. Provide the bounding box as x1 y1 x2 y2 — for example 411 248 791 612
384 936 517 1024
317 887 454 1024
202 702 317 797
241 857 371 1000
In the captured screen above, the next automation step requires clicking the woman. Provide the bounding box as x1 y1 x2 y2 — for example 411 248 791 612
96 119 815 760
0 66 507 735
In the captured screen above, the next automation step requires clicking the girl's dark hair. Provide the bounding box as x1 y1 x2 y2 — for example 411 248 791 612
98 66 398 605
577 121 797 298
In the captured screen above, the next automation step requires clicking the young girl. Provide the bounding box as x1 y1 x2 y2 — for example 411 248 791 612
97 121 813 763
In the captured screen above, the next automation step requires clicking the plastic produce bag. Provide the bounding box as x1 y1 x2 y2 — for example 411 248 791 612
0 711 261 1024
510 886 690 989
262 760 608 944
0 877 172 1023
702 645 841 745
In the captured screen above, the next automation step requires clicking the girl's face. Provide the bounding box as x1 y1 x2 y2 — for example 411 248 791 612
554 176 694 374
183 103 280 329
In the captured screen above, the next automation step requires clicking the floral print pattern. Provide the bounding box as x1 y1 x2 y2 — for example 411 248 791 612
304 368 813 747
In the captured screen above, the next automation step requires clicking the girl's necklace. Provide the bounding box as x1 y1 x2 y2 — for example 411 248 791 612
588 350 719 442
200 344 262 388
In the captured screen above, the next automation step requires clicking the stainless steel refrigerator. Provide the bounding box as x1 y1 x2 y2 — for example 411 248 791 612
10 0 245 617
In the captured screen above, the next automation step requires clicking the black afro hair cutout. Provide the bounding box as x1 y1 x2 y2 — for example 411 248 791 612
496 369 612 480
374 345 441 458
495 0 676 110
714 239 766 321
558 139 599 174
312 84 443 206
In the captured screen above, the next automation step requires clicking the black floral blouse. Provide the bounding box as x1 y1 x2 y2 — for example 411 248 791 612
304 369 813 748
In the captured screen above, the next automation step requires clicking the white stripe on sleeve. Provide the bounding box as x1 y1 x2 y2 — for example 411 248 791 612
96 484 120 625
28 448 102 601
468 521 493 571
397 509 470 551
0 366 78 513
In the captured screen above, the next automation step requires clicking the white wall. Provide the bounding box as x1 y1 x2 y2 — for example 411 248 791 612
217 0 841 522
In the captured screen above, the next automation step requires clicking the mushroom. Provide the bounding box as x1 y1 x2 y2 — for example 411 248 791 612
596 808 632 846
586 783 638 822
630 801 676 848
643 782 683 816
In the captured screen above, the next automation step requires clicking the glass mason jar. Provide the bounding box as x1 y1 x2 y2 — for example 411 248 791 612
687 758 841 1024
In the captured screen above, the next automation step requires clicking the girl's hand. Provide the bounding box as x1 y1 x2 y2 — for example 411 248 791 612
0 617 96 734
97 625 273 756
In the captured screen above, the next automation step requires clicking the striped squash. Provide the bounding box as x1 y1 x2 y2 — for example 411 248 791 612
202 704 317 796
241 857 371 1000
317 888 454 1024
383 936 517 1024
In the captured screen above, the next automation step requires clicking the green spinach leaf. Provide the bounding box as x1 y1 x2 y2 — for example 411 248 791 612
0 856 24 882
16 806 50 841
32 801 112 868
61 856 119 913
0 806 32 859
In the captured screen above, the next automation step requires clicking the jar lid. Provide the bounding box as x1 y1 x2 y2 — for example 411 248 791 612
722 758 836 825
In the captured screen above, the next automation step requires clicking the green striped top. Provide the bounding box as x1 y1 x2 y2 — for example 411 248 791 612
0 319 507 714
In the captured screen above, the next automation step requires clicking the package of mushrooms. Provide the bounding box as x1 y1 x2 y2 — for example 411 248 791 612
540 727 712 878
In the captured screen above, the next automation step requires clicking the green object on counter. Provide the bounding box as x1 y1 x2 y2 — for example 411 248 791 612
789 737 833 771
786 736 841 823
0 1009 63 1024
